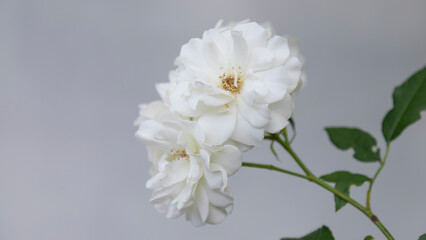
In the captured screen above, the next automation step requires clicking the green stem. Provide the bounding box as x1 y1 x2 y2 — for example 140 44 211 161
250 133 395 240
312 175 394 240
366 143 390 210
242 162 309 180
273 135 314 177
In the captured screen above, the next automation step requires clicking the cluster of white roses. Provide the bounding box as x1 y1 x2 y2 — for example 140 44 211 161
135 20 305 226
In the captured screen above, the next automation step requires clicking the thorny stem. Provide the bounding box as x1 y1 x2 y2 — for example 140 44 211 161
243 133 395 240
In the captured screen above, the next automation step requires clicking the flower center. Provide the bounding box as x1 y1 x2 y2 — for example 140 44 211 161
170 148 189 161
220 66 243 94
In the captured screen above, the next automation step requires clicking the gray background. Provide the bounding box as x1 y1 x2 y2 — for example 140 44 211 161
1 0 425 239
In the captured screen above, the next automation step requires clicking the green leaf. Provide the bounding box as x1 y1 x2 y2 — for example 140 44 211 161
382 66 426 143
320 171 370 211
325 127 381 162
418 233 426 240
364 236 374 240
281 226 334 240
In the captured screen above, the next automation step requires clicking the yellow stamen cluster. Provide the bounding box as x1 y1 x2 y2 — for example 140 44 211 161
220 67 243 93
170 148 189 161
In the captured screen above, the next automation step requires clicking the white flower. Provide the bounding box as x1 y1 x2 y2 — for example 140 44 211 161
135 101 242 226
159 21 305 149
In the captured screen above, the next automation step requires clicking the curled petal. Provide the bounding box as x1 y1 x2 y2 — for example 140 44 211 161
265 93 294 133
285 56 305 93
203 167 225 190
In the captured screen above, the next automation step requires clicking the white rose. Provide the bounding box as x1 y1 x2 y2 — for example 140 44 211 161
135 101 242 226
160 21 305 149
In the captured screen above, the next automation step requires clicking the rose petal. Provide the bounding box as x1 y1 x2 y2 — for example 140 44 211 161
205 187 233 208
185 204 203 227
203 168 224 190
202 29 229 59
202 38 226 69
177 38 208 71
254 66 290 104
265 93 294 133
210 145 242 176
230 111 264 146
136 120 179 152
194 182 210 222
285 56 304 93
206 205 228 225
230 30 249 68
267 36 290 65
233 22 268 49
248 47 274 71
237 97 270 128
198 104 237 145
162 158 190 187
